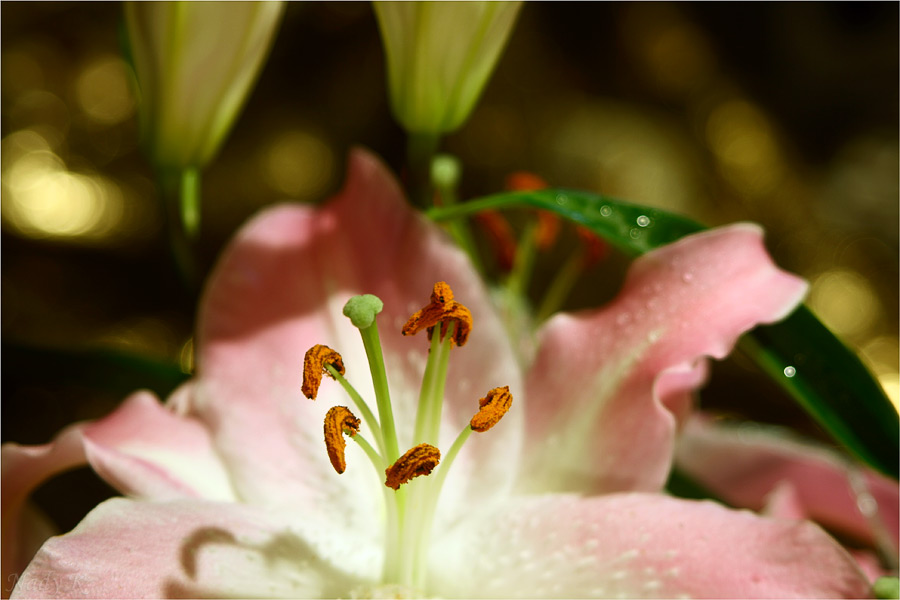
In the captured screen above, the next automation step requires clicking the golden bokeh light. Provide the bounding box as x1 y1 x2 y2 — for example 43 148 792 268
261 130 334 200
706 99 785 196
808 269 881 339
546 100 704 216
75 55 136 125
2 129 130 242
860 335 900 412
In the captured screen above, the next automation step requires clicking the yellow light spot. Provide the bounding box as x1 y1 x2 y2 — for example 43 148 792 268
75 55 136 125
808 269 881 339
261 130 334 200
179 338 195 375
1 130 128 242
706 100 784 195
878 374 900 413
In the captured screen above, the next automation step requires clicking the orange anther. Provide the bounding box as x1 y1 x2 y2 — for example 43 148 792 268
323 406 360 474
576 226 609 268
504 171 548 192
402 282 473 347
302 344 345 400
475 210 517 272
384 443 441 490
535 210 561 251
469 386 513 432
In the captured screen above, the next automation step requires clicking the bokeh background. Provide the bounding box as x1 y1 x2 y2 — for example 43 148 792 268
3 2 898 533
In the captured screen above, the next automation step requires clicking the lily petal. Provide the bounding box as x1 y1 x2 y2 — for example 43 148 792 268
2 424 86 596
524 224 807 494
80 388 236 502
11 498 359 599
676 415 899 556
192 148 522 549
432 493 872 599
1 389 236 591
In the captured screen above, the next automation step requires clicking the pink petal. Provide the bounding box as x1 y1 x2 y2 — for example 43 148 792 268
11 498 361 599
80 387 236 502
431 493 872 598
1 389 235 592
523 224 807 494
192 148 522 531
676 415 899 557
2 424 86 595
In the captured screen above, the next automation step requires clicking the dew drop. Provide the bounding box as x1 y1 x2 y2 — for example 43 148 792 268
600 205 612 217
783 365 796 378
616 312 632 326
555 193 569 206
681 272 694 283
636 215 651 227
629 228 641 239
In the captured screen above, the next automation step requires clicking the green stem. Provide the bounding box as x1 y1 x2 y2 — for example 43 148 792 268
411 425 474 591
430 155 484 275
413 322 455 446
158 168 200 295
179 168 201 239
505 220 538 301
327 365 385 459
535 250 583 323
351 433 385 474
358 320 400 463
407 132 440 208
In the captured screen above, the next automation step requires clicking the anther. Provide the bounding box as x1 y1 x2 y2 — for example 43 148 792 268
302 344 345 400
469 386 513 432
384 443 441 490
402 282 473 346
323 406 360 474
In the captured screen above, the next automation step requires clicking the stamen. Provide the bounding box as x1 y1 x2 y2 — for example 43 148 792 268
474 210 516 271
576 225 609 267
469 386 513 432
402 282 472 346
323 405 360 474
384 443 441 490
302 344 345 400
535 210 561 251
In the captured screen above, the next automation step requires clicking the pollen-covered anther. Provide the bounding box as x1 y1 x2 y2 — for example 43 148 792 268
384 443 441 490
323 406 360 474
302 344 345 400
469 386 513 432
401 281 473 346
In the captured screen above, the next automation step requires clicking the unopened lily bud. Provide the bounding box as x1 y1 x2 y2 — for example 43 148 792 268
374 1 522 135
125 1 285 170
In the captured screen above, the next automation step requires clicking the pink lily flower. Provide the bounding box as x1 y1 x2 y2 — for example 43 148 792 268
2 149 872 598
676 414 900 581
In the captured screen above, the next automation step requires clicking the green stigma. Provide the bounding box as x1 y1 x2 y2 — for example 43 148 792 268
343 294 384 329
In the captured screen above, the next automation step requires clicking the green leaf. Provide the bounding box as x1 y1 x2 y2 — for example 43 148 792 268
429 189 899 479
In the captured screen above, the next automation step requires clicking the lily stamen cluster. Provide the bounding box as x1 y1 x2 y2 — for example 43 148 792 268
301 281 513 590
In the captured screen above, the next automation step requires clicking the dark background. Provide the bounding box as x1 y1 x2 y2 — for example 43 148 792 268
2 2 898 532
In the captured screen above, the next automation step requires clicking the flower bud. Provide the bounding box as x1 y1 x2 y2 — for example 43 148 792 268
374 1 521 135
125 1 285 170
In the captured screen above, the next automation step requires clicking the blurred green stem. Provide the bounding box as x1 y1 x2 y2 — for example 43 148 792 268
407 132 440 208
159 168 201 295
